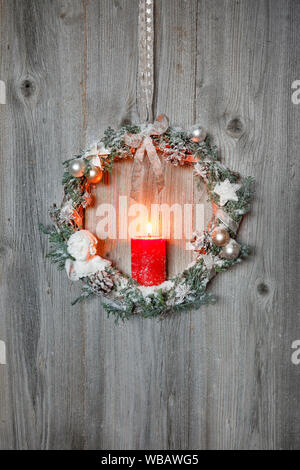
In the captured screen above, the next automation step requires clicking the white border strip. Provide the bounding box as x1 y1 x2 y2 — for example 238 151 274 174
0 340 6 365
0 80 6 104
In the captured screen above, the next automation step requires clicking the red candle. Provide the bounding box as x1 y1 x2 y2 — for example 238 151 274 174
131 226 166 286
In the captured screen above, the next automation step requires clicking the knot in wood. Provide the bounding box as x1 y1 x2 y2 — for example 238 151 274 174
21 79 35 98
257 282 269 296
226 118 244 138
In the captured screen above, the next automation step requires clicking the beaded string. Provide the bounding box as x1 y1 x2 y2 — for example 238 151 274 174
138 0 154 122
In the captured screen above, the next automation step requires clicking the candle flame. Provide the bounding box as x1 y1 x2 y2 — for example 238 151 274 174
146 222 152 237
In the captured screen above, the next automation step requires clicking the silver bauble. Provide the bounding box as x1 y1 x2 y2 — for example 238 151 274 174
220 239 240 260
68 159 86 178
190 124 206 143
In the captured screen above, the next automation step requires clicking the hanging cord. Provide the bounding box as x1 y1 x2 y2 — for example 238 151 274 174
138 0 154 123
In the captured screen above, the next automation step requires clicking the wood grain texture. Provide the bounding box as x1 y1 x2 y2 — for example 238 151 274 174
0 0 299 450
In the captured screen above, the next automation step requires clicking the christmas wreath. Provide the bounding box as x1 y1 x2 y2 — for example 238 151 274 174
40 115 254 322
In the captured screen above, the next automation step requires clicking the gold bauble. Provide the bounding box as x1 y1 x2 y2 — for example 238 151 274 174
86 166 103 184
68 159 86 178
211 227 230 247
220 239 240 260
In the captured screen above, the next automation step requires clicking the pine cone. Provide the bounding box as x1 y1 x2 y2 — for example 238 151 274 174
88 271 114 294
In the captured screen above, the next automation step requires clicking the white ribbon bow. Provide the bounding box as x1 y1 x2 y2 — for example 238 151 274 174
124 114 169 201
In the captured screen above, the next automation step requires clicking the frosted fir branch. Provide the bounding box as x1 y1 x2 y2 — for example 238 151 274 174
214 244 251 272
71 284 95 306
103 302 134 324
225 176 255 221
69 254 224 320
40 223 75 271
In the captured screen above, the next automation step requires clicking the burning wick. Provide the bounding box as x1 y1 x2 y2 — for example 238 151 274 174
147 222 152 238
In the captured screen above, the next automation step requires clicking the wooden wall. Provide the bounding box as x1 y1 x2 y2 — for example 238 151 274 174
0 0 299 450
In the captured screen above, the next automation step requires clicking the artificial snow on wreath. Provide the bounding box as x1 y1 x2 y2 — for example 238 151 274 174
40 114 254 322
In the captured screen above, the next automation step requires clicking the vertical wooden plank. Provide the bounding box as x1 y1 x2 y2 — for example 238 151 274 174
44 0 86 449
188 0 300 450
82 0 198 449
82 0 140 449
0 0 13 449
0 0 86 449
148 0 198 449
